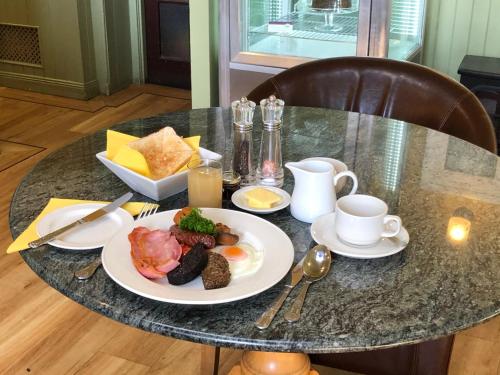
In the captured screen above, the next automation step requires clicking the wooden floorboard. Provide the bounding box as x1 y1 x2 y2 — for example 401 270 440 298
0 140 44 172
0 84 498 375
0 84 191 113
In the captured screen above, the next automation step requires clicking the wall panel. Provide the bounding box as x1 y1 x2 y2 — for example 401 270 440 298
424 0 500 80
0 0 98 98
484 0 500 57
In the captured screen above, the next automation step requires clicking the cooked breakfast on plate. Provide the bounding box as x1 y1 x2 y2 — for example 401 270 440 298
128 207 264 289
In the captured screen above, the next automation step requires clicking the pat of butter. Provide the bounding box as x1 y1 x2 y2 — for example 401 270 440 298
245 188 282 209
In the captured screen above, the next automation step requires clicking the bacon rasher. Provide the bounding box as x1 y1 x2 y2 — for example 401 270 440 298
129 227 182 279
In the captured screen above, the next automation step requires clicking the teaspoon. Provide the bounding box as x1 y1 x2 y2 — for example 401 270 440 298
74 257 102 280
284 244 331 322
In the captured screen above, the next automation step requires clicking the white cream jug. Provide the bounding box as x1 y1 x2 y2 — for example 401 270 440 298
285 160 358 223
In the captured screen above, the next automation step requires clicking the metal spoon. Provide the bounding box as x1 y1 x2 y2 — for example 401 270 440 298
74 257 102 280
284 245 331 322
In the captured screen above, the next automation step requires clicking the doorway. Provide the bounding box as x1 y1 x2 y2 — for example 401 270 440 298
144 0 191 89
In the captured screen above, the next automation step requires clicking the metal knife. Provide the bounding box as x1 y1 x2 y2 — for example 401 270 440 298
28 192 133 248
255 253 307 330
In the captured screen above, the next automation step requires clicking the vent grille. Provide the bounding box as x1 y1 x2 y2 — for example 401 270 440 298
0 23 42 66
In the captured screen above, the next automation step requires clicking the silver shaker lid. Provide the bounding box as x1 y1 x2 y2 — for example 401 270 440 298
260 95 284 125
231 97 256 129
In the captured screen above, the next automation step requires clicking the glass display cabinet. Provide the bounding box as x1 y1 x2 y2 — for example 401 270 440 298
219 0 426 105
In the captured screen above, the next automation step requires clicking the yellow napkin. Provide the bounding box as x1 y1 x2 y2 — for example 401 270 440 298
106 130 200 178
7 198 150 254
177 135 201 173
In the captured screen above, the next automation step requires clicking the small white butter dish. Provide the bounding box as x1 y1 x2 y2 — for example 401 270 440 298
231 186 291 214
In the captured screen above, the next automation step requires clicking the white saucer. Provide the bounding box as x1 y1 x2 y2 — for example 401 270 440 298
37 203 134 250
231 186 291 214
303 157 348 192
310 212 409 259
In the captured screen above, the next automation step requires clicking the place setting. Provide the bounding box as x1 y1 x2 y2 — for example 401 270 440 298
7 95 409 310
92 101 297 304
6 193 150 254
310 194 409 259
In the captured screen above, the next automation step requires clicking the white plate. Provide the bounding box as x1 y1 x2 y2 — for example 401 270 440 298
303 157 348 192
96 148 221 201
102 208 295 304
311 212 409 259
231 186 291 214
37 203 135 250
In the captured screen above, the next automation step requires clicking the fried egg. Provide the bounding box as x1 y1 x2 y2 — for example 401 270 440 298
212 243 263 279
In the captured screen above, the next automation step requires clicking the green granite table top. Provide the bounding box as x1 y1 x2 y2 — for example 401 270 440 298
9 107 500 353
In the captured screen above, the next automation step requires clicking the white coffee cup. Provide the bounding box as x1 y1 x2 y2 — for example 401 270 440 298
335 194 402 246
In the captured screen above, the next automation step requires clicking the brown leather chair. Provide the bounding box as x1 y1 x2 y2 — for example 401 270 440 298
248 58 473 374
248 56 497 154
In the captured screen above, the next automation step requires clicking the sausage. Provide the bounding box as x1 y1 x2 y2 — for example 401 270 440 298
169 225 216 249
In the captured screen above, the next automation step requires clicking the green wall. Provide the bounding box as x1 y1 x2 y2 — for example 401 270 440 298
189 0 219 109
91 0 135 95
0 0 98 99
0 0 140 99
424 0 500 79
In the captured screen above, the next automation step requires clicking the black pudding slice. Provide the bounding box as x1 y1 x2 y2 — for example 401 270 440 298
167 243 208 285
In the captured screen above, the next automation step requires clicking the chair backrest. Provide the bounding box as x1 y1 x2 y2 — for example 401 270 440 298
248 57 497 154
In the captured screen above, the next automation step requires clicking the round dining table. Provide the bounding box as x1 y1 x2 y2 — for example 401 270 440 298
9 107 500 374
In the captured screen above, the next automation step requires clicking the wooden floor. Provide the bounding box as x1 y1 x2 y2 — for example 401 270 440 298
0 85 498 374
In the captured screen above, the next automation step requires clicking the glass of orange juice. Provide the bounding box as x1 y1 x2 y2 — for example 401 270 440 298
188 159 223 208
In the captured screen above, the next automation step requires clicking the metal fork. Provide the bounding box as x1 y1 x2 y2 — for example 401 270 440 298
136 202 159 220
74 202 159 280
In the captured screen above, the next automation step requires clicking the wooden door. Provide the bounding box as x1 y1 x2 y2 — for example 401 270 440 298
144 0 191 89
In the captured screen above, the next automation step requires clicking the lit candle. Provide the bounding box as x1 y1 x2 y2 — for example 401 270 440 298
447 216 471 242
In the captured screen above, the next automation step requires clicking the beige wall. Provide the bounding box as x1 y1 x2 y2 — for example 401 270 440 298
0 0 99 99
424 0 500 80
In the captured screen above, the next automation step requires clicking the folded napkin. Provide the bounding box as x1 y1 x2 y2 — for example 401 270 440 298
7 198 149 254
106 130 200 178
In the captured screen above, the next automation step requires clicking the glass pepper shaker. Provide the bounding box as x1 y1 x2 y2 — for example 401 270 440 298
257 95 285 187
231 97 256 186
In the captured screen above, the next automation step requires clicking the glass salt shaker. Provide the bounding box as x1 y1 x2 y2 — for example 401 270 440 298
231 97 256 186
256 95 285 187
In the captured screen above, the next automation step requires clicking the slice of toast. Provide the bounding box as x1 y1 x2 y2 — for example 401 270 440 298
129 127 193 179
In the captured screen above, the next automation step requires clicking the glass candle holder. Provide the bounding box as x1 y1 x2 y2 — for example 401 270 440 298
447 216 471 243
